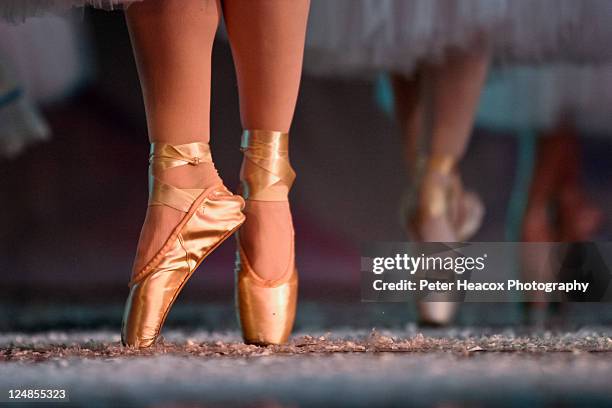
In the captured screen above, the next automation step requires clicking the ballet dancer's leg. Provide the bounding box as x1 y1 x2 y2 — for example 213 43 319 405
223 0 310 281
393 50 489 242
426 50 490 160
415 50 490 242
126 0 223 276
522 120 602 242
393 49 490 325
223 0 309 345
391 72 423 178
121 0 246 348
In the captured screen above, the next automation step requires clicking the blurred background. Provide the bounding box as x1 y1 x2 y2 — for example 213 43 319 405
1 10 612 332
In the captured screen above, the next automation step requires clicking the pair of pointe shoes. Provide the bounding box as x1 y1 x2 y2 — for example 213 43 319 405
404 154 484 326
121 130 297 348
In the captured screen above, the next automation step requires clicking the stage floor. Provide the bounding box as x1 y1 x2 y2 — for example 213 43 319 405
2 325 612 407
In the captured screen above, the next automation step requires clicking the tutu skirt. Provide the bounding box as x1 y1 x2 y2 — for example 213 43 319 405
0 14 91 156
305 0 612 77
0 0 141 22
477 65 612 135
0 15 90 103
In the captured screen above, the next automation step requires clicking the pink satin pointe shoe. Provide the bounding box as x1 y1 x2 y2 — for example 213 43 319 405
403 154 484 326
121 141 245 348
235 130 298 345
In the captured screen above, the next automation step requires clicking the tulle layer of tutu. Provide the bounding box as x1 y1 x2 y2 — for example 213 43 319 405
477 65 612 135
0 0 142 22
0 15 91 103
305 0 612 77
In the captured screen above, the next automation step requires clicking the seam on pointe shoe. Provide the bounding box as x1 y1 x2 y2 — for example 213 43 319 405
146 208 245 343
178 234 190 270
150 259 189 343
149 233 192 342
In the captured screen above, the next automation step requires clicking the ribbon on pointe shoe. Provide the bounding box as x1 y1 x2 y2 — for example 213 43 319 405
239 130 296 202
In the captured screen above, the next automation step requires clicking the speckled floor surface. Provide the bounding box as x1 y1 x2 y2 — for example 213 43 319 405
2 327 612 407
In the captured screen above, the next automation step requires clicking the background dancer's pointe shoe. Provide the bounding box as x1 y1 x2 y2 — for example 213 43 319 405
404 154 482 327
417 302 457 327
236 130 298 345
122 142 245 348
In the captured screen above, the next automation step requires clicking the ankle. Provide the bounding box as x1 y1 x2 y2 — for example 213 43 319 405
156 162 221 190
239 130 295 201
418 154 457 218
149 141 222 190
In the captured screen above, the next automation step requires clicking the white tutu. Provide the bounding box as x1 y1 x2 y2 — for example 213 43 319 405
0 14 91 156
0 15 91 103
477 65 612 135
0 0 140 22
305 0 612 78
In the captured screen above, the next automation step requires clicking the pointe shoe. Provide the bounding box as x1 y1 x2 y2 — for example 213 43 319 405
405 154 476 326
401 166 484 243
121 142 245 348
235 130 298 345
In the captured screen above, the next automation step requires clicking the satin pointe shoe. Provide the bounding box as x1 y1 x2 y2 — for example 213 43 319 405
121 142 245 348
404 154 467 326
420 173 483 325
235 130 298 345
401 166 484 243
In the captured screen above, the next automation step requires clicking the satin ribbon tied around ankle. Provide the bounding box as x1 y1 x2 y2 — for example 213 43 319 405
148 142 214 212
240 130 295 202
149 142 212 171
